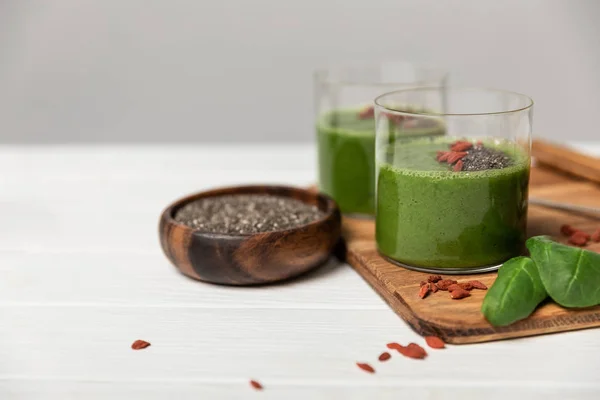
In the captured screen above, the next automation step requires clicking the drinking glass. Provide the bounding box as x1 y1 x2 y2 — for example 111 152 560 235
374 87 533 273
314 62 448 217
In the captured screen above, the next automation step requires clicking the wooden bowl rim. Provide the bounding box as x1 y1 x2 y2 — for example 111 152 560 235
160 184 340 239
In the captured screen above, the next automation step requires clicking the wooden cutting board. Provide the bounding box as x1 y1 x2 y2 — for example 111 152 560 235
339 142 600 344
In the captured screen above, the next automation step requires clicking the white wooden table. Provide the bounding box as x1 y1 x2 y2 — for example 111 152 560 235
2 143 600 400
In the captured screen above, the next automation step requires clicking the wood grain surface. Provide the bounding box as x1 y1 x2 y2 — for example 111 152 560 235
532 139 600 184
342 165 600 344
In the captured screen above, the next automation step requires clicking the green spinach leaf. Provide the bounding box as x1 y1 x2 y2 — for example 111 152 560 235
481 256 547 326
526 235 600 308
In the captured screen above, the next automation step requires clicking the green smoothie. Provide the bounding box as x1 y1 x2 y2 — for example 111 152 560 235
317 108 445 216
376 137 530 269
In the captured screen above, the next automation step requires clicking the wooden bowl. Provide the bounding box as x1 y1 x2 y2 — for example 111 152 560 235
159 185 341 285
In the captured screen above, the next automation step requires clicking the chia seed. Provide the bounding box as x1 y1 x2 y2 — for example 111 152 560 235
174 194 325 235
461 145 513 171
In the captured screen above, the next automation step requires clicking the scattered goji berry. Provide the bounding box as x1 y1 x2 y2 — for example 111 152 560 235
424 336 446 349
356 362 375 373
429 282 438 293
560 224 576 236
397 343 428 359
569 231 589 246
436 279 458 290
378 352 391 361
428 275 442 283
384 113 406 124
447 284 461 292
250 380 263 390
468 280 488 290
453 160 464 172
418 284 431 299
386 342 402 351
458 282 474 291
592 229 600 243
358 106 374 119
131 340 151 350
450 288 471 299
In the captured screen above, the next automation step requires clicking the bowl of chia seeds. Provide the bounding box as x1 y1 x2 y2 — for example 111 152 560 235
159 185 341 285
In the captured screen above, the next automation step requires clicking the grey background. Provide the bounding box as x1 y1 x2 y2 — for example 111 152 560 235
1 0 599 144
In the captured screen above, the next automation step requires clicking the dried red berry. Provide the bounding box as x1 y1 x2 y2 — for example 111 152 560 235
569 232 589 246
560 224 577 236
450 288 471 299
397 343 428 359
429 282 438 293
578 231 591 240
428 275 442 283
418 284 431 299
378 352 391 361
437 151 450 162
356 362 375 373
447 152 468 164
250 380 263 390
358 106 374 119
386 342 402 351
592 229 600 243
450 142 473 152
131 340 151 350
453 159 464 172
469 280 488 290
447 284 461 292
420 280 428 286
424 336 446 349
458 282 474 291
384 112 406 124
436 279 458 291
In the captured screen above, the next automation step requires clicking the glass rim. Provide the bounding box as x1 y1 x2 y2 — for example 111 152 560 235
313 60 448 86
374 86 534 116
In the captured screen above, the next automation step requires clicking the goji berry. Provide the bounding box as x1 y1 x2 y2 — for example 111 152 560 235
469 280 488 290
358 106 374 119
386 342 402 351
356 362 375 373
131 340 151 350
436 279 458 290
250 380 263 390
429 282 438 293
418 284 430 299
424 336 445 349
569 232 589 246
447 152 468 164
450 142 473 152
560 224 576 236
450 288 470 299
397 343 427 359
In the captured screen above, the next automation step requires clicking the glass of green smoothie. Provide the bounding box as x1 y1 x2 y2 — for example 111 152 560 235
314 62 448 217
374 87 533 273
